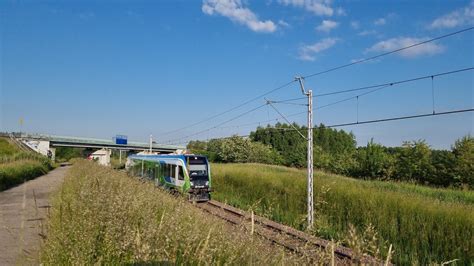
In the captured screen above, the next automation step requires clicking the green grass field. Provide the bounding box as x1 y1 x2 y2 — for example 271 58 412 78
211 163 474 265
41 160 327 264
0 138 53 191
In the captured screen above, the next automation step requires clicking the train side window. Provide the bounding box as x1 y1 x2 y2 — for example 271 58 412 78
177 166 184 180
163 164 170 176
159 163 164 177
170 164 176 178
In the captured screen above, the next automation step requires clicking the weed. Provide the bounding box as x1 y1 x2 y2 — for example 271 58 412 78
212 163 474 264
40 160 318 264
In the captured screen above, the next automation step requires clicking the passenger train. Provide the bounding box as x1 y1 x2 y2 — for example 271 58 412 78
126 154 211 201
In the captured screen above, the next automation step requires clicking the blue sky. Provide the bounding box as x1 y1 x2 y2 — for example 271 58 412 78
1 0 473 149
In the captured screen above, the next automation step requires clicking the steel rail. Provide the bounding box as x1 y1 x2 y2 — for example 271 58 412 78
197 200 386 264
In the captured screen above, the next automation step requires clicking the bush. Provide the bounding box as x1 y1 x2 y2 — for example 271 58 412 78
55 147 85 162
190 127 473 188
188 136 282 164
452 135 474 188
0 137 53 191
428 150 457 187
354 139 395 179
395 140 434 183
0 159 51 190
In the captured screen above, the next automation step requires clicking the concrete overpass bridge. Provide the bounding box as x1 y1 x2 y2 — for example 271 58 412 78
9 133 184 163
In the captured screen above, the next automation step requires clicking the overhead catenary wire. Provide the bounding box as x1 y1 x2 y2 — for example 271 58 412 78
160 27 473 138
325 108 474 128
213 110 307 130
170 111 306 144
164 103 268 144
189 108 474 143
174 108 474 145
315 84 393 110
254 67 473 119
266 99 307 140
303 26 474 79
174 67 472 143
159 80 296 137
273 67 474 103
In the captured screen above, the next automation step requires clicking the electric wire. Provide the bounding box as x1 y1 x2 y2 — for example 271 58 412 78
159 80 295 137
216 108 474 135
160 27 473 138
177 108 474 144
164 103 267 144
176 67 472 143
326 108 474 128
315 84 393 110
273 67 474 103
266 100 307 139
303 26 474 79
214 110 307 130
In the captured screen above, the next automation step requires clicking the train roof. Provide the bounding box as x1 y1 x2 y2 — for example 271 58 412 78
128 154 208 161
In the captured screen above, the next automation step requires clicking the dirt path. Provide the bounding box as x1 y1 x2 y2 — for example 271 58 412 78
0 166 70 265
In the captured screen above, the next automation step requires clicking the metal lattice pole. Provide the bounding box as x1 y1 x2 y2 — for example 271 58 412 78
307 89 314 228
296 76 314 228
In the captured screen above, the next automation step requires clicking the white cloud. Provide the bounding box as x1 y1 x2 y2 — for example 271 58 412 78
367 37 444 58
298 37 339 61
202 0 277 33
429 0 474 29
278 0 335 16
316 20 338 32
358 30 376 36
374 18 386 26
278 19 290 28
374 13 396 26
350 21 360 30
336 7 346 16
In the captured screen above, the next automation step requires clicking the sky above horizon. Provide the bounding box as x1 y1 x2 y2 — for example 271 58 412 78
1 0 473 149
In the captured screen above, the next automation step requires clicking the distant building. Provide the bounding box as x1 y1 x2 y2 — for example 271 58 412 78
87 149 111 166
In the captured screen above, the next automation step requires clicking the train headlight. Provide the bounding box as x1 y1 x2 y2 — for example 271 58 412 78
205 181 209 186
190 181 194 186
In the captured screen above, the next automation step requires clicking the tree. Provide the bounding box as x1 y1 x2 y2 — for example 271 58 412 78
192 136 282 164
429 150 457 187
452 135 474 188
250 123 357 169
355 139 394 179
187 140 207 152
395 140 434 183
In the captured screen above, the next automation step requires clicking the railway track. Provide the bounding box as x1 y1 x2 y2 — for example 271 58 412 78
197 200 385 265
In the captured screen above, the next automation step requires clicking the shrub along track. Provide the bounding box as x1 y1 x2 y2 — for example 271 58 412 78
196 200 385 265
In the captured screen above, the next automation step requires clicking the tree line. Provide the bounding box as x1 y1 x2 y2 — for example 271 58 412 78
187 123 473 189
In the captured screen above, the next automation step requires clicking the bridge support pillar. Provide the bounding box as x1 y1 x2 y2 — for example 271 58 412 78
49 147 56 162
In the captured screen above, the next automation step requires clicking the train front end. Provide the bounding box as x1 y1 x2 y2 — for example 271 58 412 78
186 155 211 202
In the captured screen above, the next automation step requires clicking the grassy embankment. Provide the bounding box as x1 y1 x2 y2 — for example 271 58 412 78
0 138 53 191
41 160 330 264
212 163 474 265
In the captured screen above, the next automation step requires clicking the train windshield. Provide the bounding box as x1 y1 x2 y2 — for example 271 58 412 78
187 156 208 181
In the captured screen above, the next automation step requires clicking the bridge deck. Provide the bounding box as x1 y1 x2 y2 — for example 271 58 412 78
20 133 184 153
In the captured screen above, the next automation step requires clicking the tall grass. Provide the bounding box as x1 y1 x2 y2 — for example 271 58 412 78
0 159 51 190
40 160 324 264
0 138 17 155
212 163 474 265
0 138 53 191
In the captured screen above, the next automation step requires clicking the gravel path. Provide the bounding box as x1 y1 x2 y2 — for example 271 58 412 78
0 166 70 265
